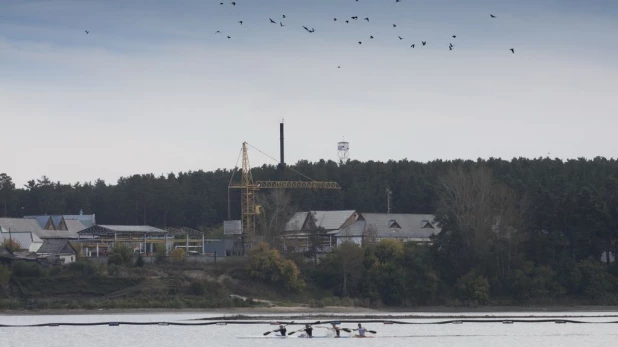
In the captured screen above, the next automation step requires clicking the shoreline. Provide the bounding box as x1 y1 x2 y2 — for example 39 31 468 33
2 305 618 316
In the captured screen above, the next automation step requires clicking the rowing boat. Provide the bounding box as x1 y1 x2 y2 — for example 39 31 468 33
239 335 374 339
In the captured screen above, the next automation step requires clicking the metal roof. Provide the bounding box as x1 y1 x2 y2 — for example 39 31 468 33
0 231 43 252
65 220 87 233
22 216 52 229
78 225 167 236
330 220 366 236
37 239 76 255
360 213 440 240
285 212 308 232
285 211 357 232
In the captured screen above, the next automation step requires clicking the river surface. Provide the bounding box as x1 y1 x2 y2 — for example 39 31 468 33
1 311 617 347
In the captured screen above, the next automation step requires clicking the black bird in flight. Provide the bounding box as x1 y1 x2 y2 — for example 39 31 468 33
215 31 221 34
334 18 337 21
219 2 223 5
411 44 415 48
338 66 341 69
452 35 456 38
238 21 243 25
85 30 89 34
303 25 309 31
351 16 358 20
280 22 285 27
393 24 397 27
422 41 426 46
227 36 231 39
449 46 453 51
490 14 496 18
283 15 286 18
345 20 349 23
398 36 403 40
310 28 315 32
231 1 236 5
364 17 369 22
269 18 276 24
370 35 374 39
358 41 362 44
510 48 515 53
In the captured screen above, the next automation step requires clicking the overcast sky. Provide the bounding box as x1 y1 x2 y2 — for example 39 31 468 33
1 0 617 186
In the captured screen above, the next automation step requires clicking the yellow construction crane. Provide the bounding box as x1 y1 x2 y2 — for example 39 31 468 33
229 142 341 236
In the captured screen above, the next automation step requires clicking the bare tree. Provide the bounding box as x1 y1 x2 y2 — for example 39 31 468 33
363 224 378 247
256 189 296 249
436 166 527 276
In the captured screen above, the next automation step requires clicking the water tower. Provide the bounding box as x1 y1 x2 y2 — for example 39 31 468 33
337 140 349 163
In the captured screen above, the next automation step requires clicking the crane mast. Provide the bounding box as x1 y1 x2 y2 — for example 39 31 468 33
229 142 341 236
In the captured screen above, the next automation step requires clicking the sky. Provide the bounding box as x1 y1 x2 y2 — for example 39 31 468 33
1 0 617 186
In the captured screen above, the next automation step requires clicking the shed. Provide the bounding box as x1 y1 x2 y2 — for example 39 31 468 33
36 239 77 264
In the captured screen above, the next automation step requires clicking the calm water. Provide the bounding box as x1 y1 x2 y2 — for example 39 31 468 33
1 312 617 347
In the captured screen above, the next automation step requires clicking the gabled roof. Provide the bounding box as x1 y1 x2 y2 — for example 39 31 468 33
78 225 167 236
36 239 76 255
361 213 440 240
62 214 96 228
285 212 309 232
65 219 87 233
331 220 366 237
51 216 64 229
285 211 358 232
23 216 54 229
1 231 43 252
0 218 44 233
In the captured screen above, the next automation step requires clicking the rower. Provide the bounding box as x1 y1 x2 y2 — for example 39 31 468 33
356 323 366 337
304 324 313 338
330 322 341 337
276 324 287 336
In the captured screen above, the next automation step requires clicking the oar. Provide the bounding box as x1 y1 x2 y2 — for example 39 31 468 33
288 321 321 335
264 321 294 336
353 328 377 334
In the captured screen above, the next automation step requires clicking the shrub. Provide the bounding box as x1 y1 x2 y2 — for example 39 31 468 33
108 244 134 266
12 262 45 278
1 238 22 252
456 269 490 304
247 242 305 291
171 248 186 263
135 255 145 268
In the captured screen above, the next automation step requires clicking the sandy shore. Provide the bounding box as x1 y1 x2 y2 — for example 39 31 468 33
2 305 618 316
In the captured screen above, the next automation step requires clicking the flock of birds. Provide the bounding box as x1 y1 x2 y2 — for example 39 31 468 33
83 1 517 69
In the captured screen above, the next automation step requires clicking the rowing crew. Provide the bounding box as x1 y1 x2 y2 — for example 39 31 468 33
273 323 371 338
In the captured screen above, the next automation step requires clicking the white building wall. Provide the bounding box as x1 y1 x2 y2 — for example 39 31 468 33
336 236 362 247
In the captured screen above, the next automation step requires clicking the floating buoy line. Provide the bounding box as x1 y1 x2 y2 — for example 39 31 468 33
2 318 618 328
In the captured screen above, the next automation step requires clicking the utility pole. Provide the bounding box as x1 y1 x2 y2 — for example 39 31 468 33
386 188 392 214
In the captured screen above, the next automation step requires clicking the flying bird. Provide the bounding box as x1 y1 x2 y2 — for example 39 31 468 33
510 48 515 53
283 15 286 18
345 20 349 23
238 21 243 25
393 24 397 27
231 1 236 5
358 41 362 44
334 18 337 21
227 36 231 39
449 46 453 51
280 22 285 27
215 31 221 34
269 18 276 24
370 35 374 39
303 25 309 32
422 41 426 46
452 35 456 38
490 14 496 18
364 17 369 22
398 36 404 40
85 30 89 34
411 44 415 48
352 16 358 20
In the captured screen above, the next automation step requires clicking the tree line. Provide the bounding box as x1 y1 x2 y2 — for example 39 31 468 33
2 156 618 304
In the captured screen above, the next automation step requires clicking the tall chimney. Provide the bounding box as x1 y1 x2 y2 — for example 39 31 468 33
278 121 285 177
